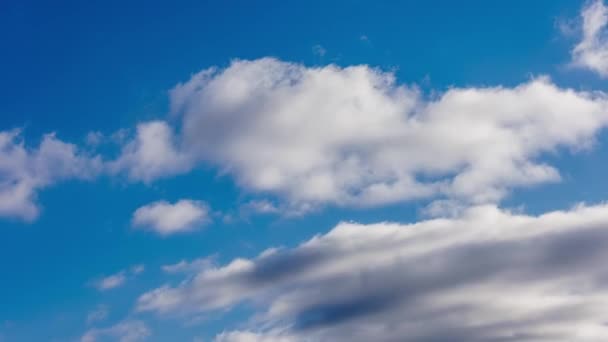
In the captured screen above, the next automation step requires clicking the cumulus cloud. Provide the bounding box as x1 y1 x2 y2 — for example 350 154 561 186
158 58 608 212
109 121 194 183
6 51 608 220
81 320 150 342
138 203 608 341
572 0 608 77
0 129 101 221
132 199 210 236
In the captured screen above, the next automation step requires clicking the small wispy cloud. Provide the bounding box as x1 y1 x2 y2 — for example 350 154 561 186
312 44 326 57
162 256 215 274
94 272 126 291
81 320 150 342
86 305 109 324
571 0 608 76
241 199 280 215
91 265 145 291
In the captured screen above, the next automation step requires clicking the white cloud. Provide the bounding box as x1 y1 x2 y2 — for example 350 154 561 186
572 0 608 76
85 131 104 147
132 199 210 236
131 264 145 275
162 256 215 274
110 121 194 183
92 265 145 291
161 58 608 212
93 272 126 291
241 200 280 215
86 305 109 324
214 331 293 342
4 56 608 221
312 45 326 57
81 320 150 342
139 203 608 341
0 129 101 221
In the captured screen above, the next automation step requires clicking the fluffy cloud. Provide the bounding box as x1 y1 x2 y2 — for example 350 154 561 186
156 58 608 212
81 320 150 342
0 129 101 221
572 0 608 77
138 203 608 341
109 121 194 183
132 199 210 236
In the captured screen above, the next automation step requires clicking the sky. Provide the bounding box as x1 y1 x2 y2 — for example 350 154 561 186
4 0 608 341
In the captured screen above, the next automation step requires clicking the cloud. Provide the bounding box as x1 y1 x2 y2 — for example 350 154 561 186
312 45 326 57
131 264 145 275
139 203 608 341
0 129 101 221
240 200 280 215
93 272 126 291
85 131 104 147
81 320 150 342
86 305 109 324
109 121 194 183
92 265 145 291
132 200 210 236
214 331 293 342
572 0 608 77
162 256 215 274
160 58 608 212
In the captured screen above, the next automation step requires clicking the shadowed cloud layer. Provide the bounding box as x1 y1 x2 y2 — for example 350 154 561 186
138 204 608 341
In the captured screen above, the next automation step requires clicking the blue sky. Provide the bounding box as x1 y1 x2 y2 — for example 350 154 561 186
4 0 608 341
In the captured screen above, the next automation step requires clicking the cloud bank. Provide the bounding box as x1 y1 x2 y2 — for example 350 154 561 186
138 203 608 341
6 55 608 221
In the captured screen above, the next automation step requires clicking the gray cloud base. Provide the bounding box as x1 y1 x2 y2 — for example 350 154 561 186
137 204 608 341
